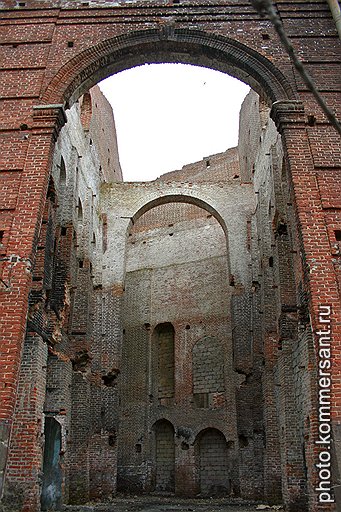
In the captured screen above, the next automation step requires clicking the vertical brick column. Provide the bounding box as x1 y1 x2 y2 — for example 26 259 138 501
271 100 341 511
0 105 66 502
3 335 48 511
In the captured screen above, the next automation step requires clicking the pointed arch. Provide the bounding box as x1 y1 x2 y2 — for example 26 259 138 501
59 156 66 185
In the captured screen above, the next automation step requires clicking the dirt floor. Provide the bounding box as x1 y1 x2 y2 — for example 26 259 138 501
62 495 284 512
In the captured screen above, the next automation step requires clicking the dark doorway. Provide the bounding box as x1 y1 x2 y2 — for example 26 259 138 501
41 417 62 510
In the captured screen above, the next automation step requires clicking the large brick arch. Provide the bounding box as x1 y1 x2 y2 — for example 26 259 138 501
0 3 340 512
130 191 229 236
42 28 296 107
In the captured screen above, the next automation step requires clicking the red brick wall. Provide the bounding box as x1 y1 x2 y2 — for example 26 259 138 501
0 3 340 512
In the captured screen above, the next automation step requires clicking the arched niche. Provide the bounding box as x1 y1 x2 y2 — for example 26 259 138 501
152 419 175 493
194 427 232 497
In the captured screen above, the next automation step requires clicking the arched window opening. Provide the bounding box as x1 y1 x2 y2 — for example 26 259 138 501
59 156 66 185
80 91 92 132
77 198 83 222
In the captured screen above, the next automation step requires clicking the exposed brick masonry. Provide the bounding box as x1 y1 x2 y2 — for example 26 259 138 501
0 3 340 512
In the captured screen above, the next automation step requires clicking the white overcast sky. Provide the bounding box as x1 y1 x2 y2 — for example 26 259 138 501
99 63 250 182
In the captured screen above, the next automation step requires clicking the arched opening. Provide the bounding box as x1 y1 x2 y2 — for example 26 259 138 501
43 29 296 107
77 198 83 222
59 156 66 185
152 419 175 493
1 8 339 512
195 428 231 497
80 92 92 132
43 48 301 506
117 197 234 495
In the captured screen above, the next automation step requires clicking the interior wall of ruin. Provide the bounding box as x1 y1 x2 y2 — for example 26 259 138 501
2 84 317 512
119 201 237 496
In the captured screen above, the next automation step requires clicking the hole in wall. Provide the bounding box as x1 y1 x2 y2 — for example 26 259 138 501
335 230 341 241
307 115 316 126
238 435 248 448
136 443 142 453
102 369 120 387
276 221 288 237
108 433 116 446
71 350 91 372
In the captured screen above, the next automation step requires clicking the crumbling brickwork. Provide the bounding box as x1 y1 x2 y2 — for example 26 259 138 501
0 2 340 512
